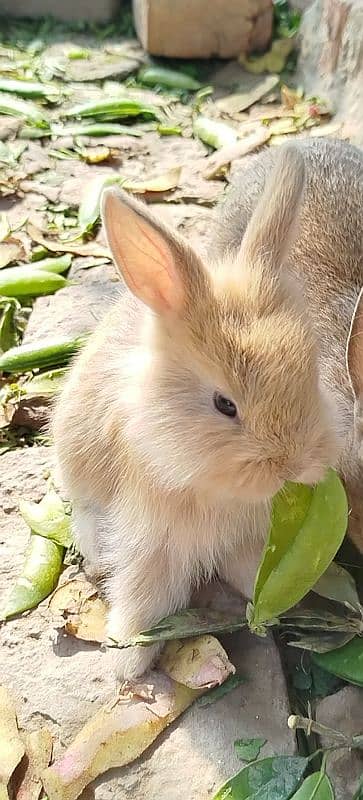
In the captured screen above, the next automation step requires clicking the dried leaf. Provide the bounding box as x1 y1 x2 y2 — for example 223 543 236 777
0 243 23 269
123 166 182 194
41 636 235 800
239 38 295 74
14 728 53 800
49 579 107 643
287 630 356 653
159 635 235 689
217 75 279 114
0 685 25 799
27 224 110 259
313 562 361 612
203 128 271 179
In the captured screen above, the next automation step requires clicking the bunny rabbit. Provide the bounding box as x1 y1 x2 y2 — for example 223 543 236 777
53 138 361 680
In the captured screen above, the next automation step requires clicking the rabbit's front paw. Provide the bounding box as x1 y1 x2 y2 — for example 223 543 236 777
106 611 163 680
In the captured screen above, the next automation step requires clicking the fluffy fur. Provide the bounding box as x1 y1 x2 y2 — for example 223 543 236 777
53 139 363 679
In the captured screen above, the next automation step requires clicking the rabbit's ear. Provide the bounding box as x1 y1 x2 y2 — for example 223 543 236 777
101 187 208 316
346 288 363 399
239 145 305 268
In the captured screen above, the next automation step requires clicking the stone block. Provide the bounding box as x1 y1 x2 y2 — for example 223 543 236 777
132 0 273 59
0 0 120 23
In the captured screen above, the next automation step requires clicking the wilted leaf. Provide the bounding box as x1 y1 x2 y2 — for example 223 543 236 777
19 484 72 548
0 242 24 269
117 608 246 648
123 166 182 194
280 607 361 632
197 674 245 706
290 772 334 799
250 470 348 627
0 684 25 799
312 636 363 686
42 636 235 800
287 630 356 653
76 145 112 164
193 116 238 149
14 728 53 800
312 562 361 612
159 636 235 689
0 213 10 242
212 756 308 800
27 223 110 259
234 737 267 762
49 579 107 643
217 75 279 114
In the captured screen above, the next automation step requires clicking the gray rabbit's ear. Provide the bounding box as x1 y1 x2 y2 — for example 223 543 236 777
101 187 209 316
347 288 363 399
239 145 305 268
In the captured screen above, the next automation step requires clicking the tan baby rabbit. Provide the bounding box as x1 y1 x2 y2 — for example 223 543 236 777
53 139 362 680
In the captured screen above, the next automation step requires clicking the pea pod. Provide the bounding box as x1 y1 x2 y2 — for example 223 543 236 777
63 97 160 121
312 637 363 686
0 94 48 126
138 65 201 91
2 534 63 619
0 267 68 298
250 469 348 628
193 115 238 149
29 254 72 274
51 122 142 138
0 78 60 100
0 334 86 373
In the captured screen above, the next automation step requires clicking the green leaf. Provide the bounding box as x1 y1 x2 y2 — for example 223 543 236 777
287 630 356 653
312 562 361 612
251 470 348 627
212 755 308 800
290 772 334 799
0 299 20 353
197 675 245 707
19 484 73 548
234 737 267 762
120 608 246 648
312 636 363 686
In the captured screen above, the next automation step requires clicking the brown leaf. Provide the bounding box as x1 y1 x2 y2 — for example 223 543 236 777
27 224 110 259
49 579 107 643
122 166 182 194
0 685 25 799
203 128 271 180
0 242 23 269
41 636 235 800
216 75 279 115
14 728 53 800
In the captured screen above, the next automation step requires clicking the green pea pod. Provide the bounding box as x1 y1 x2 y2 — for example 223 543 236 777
0 267 68 298
29 254 72 274
290 772 334 799
138 65 201 91
250 469 348 627
193 115 238 149
51 122 142 138
2 534 63 620
312 637 363 686
0 334 86 373
0 94 48 126
63 97 160 121
19 485 72 548
0 78 60 100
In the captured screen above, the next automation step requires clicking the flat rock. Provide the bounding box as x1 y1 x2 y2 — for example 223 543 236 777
316 686 363 799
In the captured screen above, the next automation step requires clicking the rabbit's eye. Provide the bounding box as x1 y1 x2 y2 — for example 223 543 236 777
213 392 237 418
